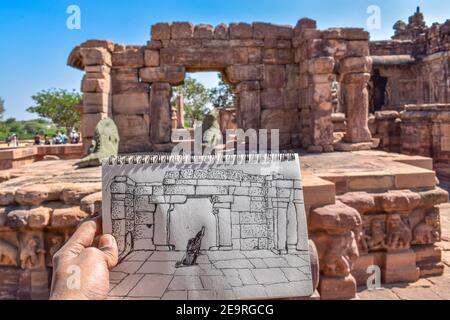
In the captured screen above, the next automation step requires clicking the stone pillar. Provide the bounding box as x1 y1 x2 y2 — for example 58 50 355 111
236 81 261 131
307 57 335 152
79 47 113 155
176 94 185 129
340 57 373 144
150 82 173 151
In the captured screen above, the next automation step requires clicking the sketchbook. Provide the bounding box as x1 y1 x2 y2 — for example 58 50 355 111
102 154 313 300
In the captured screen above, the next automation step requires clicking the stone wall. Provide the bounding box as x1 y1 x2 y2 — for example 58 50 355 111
69 19 374 154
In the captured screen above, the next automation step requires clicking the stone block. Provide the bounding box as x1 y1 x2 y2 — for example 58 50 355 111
340 56 372 75
80 47 111 66
112 93 150 115
319 275 357 300
80 192 102 215
151 23 171 40
229 23 253 39
144 50 160 67
160 47 232 70
382 250 420 284
308 57 334 74
82 113 106 138
261 88 285 109
6 209 29 228
261 109 298 133
351 254 375 286
112 48 144 68
28 207 52 228
214 24 229 39
194 24 214 39
263 48 294 64
140 66 185 85
381 190 421 213
83 93 110 114
61 183 102 205
253 22 293 39
171 22 194 39
82 77 110 93
51 207 88 228
262 65 286 88
310 201 362 233
226 65 263 83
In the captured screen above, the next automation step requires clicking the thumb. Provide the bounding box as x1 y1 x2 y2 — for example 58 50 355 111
98 234 119 269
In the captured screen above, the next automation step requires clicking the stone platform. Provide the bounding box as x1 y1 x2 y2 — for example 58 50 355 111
0 150 448 300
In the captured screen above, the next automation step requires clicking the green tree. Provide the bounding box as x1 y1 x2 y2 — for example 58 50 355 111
172 77 210 127
208 75 235 109
0 97 5 120
27 89 82 133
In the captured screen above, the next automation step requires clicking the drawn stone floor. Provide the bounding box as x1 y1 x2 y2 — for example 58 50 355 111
108 250 312 300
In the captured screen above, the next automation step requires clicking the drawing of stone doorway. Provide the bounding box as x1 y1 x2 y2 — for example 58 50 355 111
167 198 218 251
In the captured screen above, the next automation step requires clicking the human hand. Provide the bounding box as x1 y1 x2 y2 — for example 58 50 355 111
49 217 118 300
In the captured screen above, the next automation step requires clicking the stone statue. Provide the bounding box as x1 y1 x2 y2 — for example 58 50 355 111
20 236 45 270
413 212 441 245
0 238 18 266
46 234 64 266
386 214 412 251
75 117 120 168
202 109 223 154
176 227 205 268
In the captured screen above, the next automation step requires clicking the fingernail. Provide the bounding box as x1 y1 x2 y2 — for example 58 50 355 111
100 235 114 249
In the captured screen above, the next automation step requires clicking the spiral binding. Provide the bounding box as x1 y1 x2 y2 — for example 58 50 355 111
104 153 297 166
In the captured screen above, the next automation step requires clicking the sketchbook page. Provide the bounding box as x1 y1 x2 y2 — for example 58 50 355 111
102 155 313 300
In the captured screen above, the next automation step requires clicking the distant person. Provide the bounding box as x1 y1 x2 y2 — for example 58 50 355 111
53 134 62 145
44 135 51 145
61 133 69 145
12 134 18 147
34 132 41 145
6 136 11 147
70 130 80 144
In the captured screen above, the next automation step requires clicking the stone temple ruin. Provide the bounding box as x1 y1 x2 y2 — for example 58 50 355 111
1 8 450 300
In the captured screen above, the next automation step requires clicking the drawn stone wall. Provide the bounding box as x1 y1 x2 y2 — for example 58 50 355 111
109 168 304 260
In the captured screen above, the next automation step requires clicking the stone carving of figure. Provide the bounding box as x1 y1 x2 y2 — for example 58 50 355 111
0 238 18 266
47 234 64 266
20 236 45 269
176 227 205 268
386 214 412 251
366 219 386 251
413 212 441 245
321 232 358 277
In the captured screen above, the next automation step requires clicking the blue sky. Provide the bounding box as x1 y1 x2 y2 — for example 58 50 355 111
0 0 449 120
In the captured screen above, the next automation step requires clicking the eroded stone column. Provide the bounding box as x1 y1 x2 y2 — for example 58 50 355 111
150 82 173 151
236 81 261 131
176 94 185 129
340 57 373 143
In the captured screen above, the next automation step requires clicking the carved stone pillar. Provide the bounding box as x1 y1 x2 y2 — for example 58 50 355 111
150 82 172 150
340 57 373 144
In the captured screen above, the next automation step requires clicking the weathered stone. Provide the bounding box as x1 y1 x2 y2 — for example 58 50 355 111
15 184 64 206
80 47 111 66
150 82 172 145
151 23 171 40
262 65 286 88
144 50 160 67
112 48 144 67
82 77 110 93
194 24 214 39
225 65 263 83
112 93 150 115
381 190 422 213
28 207 52 229
337 192 378 214
6 209 29 228
339 56 372 75
214 24 229 39
0 188 17 206
61 183 102 205
308 57 334 74
82 113 107 138
171 22 194 39
229 23 253 39
253 22 293 39
51 207 88 228
159 47 232 70
80 192 102 215
309 201 362 232
140 66 185 85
